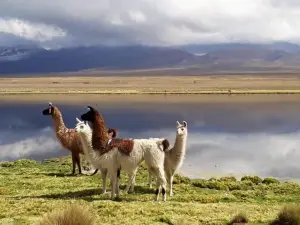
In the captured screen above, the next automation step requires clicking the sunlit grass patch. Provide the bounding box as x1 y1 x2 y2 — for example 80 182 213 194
0 156 299 224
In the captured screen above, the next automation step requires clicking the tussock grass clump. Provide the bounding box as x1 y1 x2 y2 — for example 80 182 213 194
269 204 300 225
241 175 262 185
192 178 254 191
263 177 280 185
227 213 248 225
173 174 191 184
37 204 95 225
0 159 38 168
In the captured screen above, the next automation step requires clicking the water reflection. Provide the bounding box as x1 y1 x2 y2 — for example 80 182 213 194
0 95 299 179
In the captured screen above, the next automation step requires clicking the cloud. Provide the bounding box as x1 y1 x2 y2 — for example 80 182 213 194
1 0 300 47
0 127 66 161
123 129 300 179
1 124 300 180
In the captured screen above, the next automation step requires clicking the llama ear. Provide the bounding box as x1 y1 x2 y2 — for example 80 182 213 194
48 102 53 106
176 121 181 126
86 106 94 111
76 118 81 123
183 121 187 127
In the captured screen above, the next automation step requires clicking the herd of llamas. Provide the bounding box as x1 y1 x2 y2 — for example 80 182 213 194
42 102 188 201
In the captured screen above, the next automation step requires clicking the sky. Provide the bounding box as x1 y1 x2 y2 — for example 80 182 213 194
1 0 300 47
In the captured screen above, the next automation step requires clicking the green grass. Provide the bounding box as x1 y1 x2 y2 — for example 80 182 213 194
0 157 299 225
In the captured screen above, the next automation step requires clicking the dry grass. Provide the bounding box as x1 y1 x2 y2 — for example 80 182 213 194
227 213 249 225
269 204 300 225
0 75 299 94
37 204 95 225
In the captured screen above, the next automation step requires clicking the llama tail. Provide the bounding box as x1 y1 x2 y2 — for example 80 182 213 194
156 138 170 151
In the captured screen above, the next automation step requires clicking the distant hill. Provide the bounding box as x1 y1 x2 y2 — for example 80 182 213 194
1 42 300 76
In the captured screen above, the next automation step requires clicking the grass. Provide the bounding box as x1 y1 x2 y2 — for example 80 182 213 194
0 157 300 225
0 75 300 95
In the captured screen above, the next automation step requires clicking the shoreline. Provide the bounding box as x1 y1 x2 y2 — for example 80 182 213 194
1 89 300 95
0 75 299 95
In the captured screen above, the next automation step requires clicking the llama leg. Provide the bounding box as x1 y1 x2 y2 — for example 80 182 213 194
75 154 82 174
71 153 76 175
109 172 116 200
129 168 137 193
100 168 107 194
165 170 173 196
148 169 152 189
116 169 121 199
169 174 174 196
157 167 167 201
154 176 161 201
124 173 131 193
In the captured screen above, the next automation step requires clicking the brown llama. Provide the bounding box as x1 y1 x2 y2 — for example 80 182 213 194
42 102 117 175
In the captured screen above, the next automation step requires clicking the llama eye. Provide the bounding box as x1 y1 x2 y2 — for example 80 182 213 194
181 128 184 131
80 125 84 129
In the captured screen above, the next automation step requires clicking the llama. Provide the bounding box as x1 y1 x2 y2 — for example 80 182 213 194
75 118 136 194
148 120 188 196
80 106 170 201
42 102 86 175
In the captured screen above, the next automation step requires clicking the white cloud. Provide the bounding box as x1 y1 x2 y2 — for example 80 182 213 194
3 0 300 46
1 125 300 179
122 129 300 179
0 18 66 42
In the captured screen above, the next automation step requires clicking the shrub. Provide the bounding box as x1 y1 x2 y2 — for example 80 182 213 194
227 212 248 224
38 204 95 225
219 176 237 182
241 175 262 185
192 178 254 191
269 204 300 225
263 177 280 185
173 174 191 184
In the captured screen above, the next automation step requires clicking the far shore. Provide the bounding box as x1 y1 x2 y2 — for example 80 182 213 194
0 75 299 95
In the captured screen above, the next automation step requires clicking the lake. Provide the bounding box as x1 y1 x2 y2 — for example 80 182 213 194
0 94 300 180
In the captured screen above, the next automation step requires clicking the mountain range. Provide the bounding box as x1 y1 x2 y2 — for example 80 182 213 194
1 41 300 76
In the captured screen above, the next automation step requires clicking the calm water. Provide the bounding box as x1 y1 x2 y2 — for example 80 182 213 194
0 94 300 180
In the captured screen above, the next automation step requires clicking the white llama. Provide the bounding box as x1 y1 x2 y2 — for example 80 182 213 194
75 118 136 194
80 106 170 201
148 120 188 196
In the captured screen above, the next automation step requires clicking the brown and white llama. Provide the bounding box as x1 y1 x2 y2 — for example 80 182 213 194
148 121 188 196
42 102 113 176
79 106 170 201
42 102 86 175
75 118 139 194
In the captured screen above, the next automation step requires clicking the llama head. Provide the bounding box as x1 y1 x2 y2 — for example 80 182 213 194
80 106 98 122
75 118 91 134
176 120 188 136
108 128 118 138
42 102 58 116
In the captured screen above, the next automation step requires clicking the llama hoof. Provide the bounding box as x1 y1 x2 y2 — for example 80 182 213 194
100 190 107 195
170 192 174 197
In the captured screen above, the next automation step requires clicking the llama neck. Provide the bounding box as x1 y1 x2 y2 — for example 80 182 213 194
173 135 187 153
91 113 109 151
51 111 68 134
79 131 98 163
79 132 93 153
168 134 187 164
